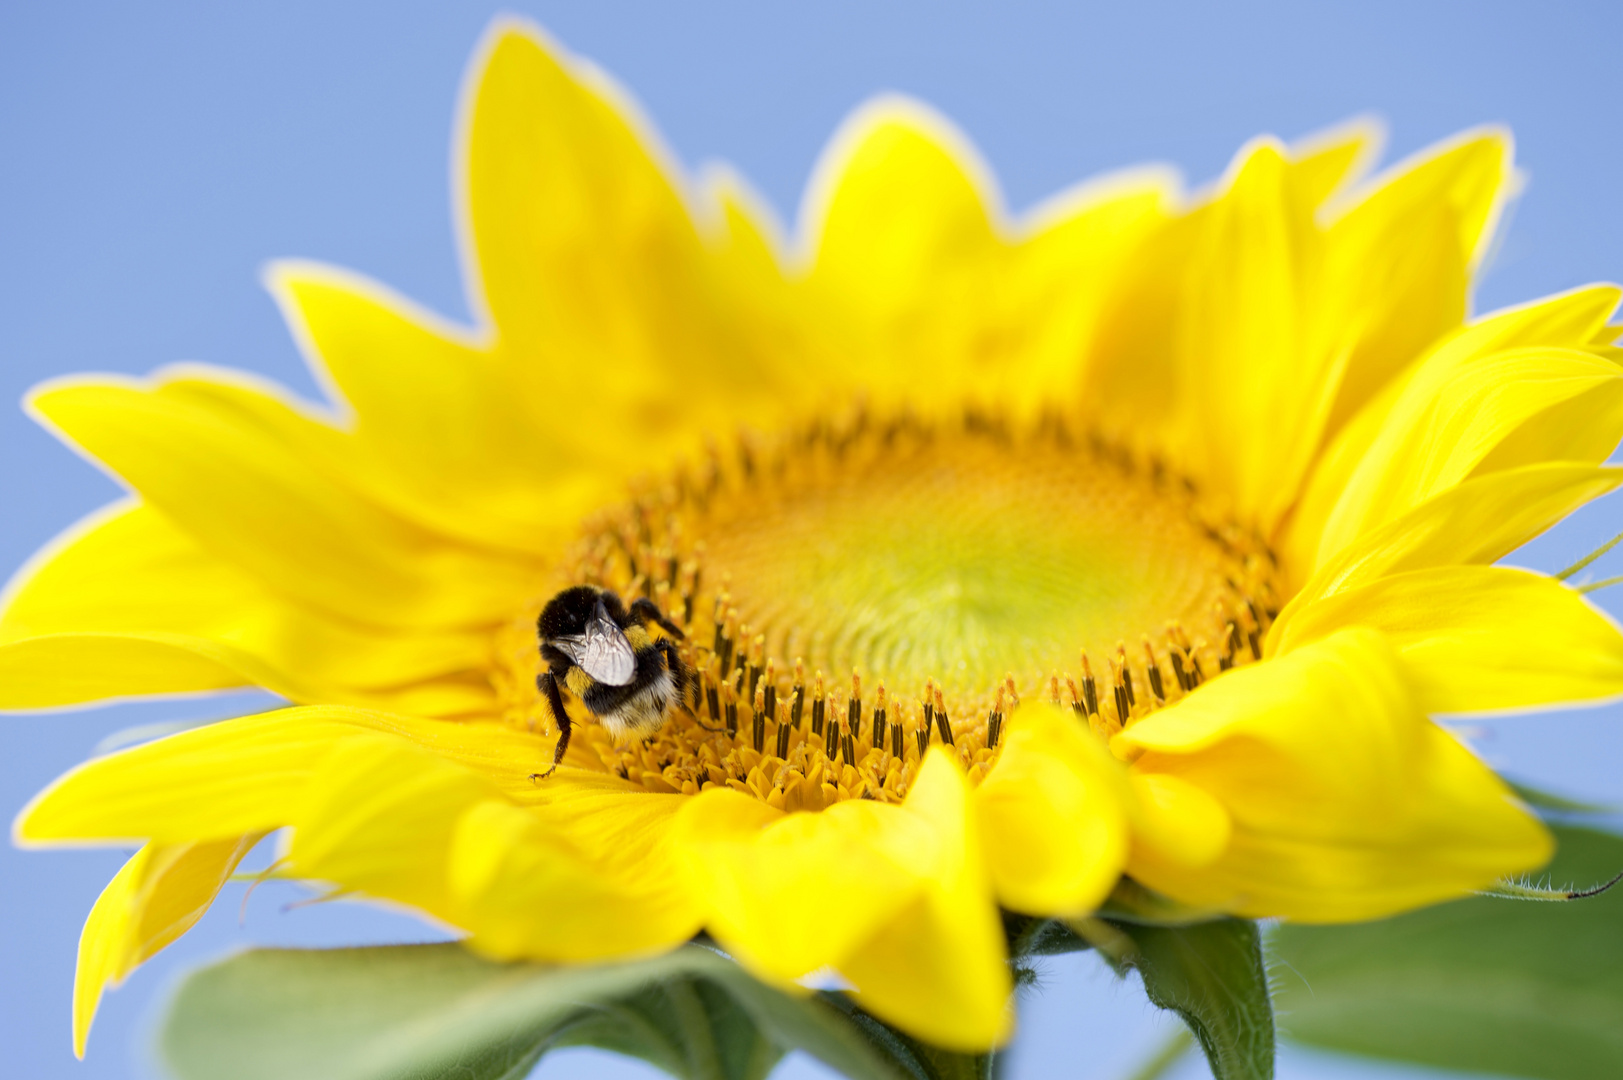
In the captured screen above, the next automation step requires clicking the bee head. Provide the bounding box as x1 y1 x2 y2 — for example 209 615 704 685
538 585 607 641
539 585 636 642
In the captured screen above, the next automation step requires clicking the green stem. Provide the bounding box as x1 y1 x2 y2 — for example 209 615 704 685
1556 528 1623 581
1122 1027 1194 1080
1579 574 1623 594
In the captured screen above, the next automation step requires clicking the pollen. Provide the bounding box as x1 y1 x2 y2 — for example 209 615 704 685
493 406 1282 806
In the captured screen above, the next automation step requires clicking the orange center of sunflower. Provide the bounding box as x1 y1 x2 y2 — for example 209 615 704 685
494 408 1281 806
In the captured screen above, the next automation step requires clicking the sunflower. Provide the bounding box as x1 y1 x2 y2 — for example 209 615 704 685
10 18 1623 1061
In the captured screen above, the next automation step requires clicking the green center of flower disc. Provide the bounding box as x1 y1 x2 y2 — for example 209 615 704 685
703 429 1248 698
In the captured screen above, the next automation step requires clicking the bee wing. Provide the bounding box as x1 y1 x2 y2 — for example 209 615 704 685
568 597 637 686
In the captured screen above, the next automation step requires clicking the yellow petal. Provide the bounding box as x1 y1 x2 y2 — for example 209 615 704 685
1118 628 1550 921
1088 137 1336 528
1004 169 1174 409
0 632 491 716
1287 115 1384 208
1318 131 1511 435
1125 772 1231 871
464 25 784 449
73 834 260 1057
28 375 538 632
839 749 1012 1051
466 23 693 357
804 97 1004 405
287 734 499 917
15 706 546 845
673 788 923 983
1471 357 1623 475
798 93 1170 414
1 501 240 642
0 632 260 709
805 100 1171 410
1313 346 1623 567
702 166 789 280
1282 367 1411 585
972 704 1129 915
1185 139 1332 527
698 167 838 401
448 794 701 961
1084 209 1205 465
807 97 997 321
1274 566 1623 714
0 500 494 711
1276 463 1623 628
1450 284 1622 350
1292 285 1622 574
268 264 605 553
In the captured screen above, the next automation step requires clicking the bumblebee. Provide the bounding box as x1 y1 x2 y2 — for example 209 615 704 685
532 585 689 779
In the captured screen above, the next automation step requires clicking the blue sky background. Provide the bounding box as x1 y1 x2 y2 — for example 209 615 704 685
3 2 1622 1078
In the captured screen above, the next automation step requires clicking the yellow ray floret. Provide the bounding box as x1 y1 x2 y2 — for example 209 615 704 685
71 835 262 1058
1118 628 1552 921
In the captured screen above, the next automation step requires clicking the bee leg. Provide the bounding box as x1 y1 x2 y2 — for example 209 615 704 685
655 637 701 720
656 637 721 730
530 671 573 781
656 637 689 699
631 597 686 639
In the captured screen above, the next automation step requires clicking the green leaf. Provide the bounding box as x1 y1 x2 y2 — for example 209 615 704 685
1107 918 1275 1080
1271 823 1623 1079
1508 779 1617 816
159 942 910 1080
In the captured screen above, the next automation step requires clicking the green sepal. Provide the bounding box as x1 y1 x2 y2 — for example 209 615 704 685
1002 911 1093 957
1272 823 1623 1079
159 942 913 1080
815 993 999 1080
1106 918 1275 1080
1555 526 1623 581
1098 877 1231 926
1002 878 1230 965
1476 868 1623 902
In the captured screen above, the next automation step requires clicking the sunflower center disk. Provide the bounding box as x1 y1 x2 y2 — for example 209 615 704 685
497 411 1281 808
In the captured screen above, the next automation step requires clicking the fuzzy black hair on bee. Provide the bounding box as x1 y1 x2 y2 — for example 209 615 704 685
531 585 688 780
